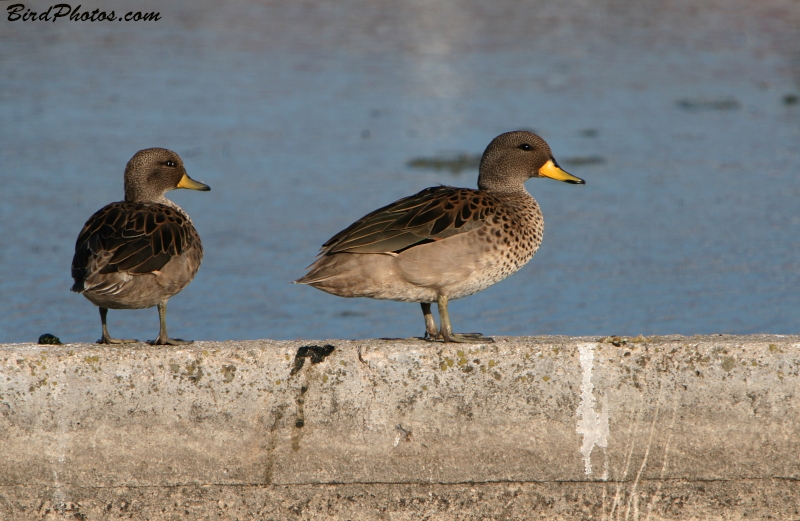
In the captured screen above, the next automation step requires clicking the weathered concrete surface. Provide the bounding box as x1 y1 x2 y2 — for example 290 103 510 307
0 335 798 520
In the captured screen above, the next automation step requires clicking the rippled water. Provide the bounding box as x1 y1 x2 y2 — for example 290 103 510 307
1 0 799 343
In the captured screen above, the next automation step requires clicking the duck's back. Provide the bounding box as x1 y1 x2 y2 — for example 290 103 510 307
71 201 203 309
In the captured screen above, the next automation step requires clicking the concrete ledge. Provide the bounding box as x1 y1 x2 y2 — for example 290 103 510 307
1 335 798 520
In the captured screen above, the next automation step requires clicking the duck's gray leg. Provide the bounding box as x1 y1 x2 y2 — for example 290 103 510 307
421 302 439 340
97 307 138 344
148 301 193 346
437 295 494 343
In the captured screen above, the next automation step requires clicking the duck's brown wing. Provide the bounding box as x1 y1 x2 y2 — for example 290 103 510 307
318 186 496 255
71 202 196 291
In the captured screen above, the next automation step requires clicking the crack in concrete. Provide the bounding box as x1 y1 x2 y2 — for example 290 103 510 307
1 477 795 490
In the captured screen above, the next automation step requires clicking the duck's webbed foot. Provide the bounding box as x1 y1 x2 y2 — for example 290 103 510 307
97 335 139 344
441 331 495 344
148 336 193 346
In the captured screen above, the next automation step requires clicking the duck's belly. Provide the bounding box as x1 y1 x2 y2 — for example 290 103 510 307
441 255 530 300
81 254 198 309
304 217 542 304
395 225 541 301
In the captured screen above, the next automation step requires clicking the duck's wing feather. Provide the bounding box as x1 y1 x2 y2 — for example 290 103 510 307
319 186 496 255
71 202 194 290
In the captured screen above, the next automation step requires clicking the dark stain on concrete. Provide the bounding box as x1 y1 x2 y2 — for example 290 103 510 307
290 344 336 376
264 405 286 485
295 385 308 428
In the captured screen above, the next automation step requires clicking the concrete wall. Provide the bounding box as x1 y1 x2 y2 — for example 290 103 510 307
0 335 798 520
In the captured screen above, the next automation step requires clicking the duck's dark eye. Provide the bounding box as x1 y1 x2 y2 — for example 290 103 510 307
518 143 533 151
165 160 176 167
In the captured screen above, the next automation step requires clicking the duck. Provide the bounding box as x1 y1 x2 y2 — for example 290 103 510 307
71 148 210 345
295 130 585 343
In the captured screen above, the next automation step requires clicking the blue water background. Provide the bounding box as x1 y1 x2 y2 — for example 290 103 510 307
1 0 799 342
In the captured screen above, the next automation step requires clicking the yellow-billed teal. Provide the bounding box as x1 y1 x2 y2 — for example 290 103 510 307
71 148 210 345
295 131 584 343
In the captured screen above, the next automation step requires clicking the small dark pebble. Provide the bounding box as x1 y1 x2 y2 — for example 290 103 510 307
783 94 798 106
38 333 62 345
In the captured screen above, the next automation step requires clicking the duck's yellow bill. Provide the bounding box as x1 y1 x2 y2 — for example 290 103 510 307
539 159 585 184
177 173 211 191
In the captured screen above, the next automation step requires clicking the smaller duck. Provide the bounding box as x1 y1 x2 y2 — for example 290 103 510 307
295 131 584 343
71 148 210 345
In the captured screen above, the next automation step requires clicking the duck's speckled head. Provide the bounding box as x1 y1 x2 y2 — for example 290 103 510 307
124 148 210 203
478 130 584 193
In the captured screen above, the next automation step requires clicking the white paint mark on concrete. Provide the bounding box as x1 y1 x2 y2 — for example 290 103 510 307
576 342 609 477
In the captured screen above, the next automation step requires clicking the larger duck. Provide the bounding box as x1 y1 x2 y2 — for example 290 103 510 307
296 130 585 343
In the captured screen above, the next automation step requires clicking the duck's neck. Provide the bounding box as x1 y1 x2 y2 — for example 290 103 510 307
161 197 191 220
483 184 532 199
132 194 192 223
